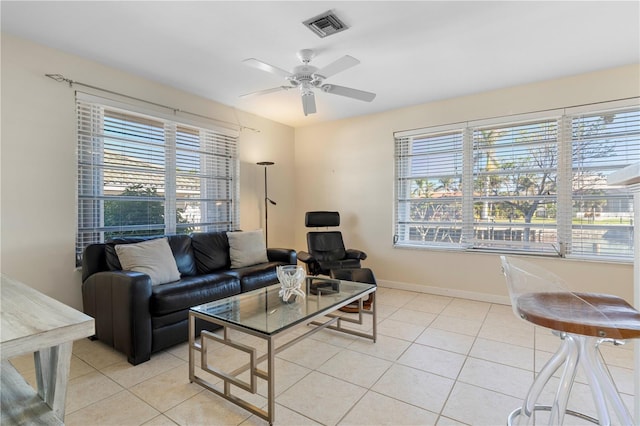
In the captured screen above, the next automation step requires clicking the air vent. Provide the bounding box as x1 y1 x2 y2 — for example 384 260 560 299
303 10 348 38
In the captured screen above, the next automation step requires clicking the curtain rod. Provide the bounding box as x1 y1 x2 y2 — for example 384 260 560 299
45 73 260 133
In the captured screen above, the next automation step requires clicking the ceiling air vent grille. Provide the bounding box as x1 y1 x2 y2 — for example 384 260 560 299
303 11 348 38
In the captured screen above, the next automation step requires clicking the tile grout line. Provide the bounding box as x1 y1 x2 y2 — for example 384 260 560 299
432 299 493 425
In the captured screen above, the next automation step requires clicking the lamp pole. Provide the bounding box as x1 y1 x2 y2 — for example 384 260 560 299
257 161 276 246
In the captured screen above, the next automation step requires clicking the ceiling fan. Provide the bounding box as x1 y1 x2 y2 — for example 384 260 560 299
240 49 376 116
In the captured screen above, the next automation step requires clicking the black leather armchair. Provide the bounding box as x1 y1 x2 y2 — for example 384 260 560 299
297 211 367 276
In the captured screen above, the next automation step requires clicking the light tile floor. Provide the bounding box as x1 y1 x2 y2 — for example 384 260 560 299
10 287 636 425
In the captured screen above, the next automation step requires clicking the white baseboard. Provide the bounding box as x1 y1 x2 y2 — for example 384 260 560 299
377 279 511 306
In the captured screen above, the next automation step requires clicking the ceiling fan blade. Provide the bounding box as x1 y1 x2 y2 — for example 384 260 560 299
301 92 316 116
242 58 291 79
239 86 292 98
321 84 376 102
314 55 360 79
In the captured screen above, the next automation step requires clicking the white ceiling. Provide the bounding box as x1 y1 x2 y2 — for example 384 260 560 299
2 1 639 128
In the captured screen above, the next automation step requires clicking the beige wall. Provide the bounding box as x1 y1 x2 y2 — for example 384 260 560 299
0 34 295 309
294 64 640 303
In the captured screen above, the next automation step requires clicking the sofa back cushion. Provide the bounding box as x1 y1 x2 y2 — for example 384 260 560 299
191 231 231 274
167 235 197 276
105 237 147 270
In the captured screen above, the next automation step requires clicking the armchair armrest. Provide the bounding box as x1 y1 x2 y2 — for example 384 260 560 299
297 250 313 264
345 249 367 261
267 248 297 264
82 270 153 365
297 251 322 275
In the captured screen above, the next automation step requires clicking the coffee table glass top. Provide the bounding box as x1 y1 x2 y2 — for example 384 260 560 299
190 278 374 335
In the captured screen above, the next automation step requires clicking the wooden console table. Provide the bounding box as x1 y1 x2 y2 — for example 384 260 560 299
1 274 95 425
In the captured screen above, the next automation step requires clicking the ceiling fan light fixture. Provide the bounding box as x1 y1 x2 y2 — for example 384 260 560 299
303 10 348 38
301 92 316 116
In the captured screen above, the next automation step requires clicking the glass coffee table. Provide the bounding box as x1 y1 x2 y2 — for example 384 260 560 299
188 277 376 425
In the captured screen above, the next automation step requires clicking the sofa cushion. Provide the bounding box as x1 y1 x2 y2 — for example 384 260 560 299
224 261 284 293
115 238 181 286
191 232 231 274
151 309 188 330
227 230 268 268
150 273 240 316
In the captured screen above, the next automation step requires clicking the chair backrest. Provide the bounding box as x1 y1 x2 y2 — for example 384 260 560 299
500 256 568 313
307 231 346 261
305 211 346 261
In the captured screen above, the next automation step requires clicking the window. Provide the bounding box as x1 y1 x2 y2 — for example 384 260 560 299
394 100 640 261
76 94 239 264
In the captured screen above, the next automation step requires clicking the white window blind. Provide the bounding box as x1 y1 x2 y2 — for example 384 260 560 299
394 100 639 262
76 95 239 264
394 129 464 248
471 119 559 254
569 107 640 259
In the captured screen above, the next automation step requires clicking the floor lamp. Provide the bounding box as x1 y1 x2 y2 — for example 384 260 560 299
257 161 276 246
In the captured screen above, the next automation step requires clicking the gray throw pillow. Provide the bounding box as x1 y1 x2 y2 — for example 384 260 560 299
115 237 181 285
227 230 269 268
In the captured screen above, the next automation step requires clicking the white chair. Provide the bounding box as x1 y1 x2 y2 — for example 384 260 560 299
500 256 639 425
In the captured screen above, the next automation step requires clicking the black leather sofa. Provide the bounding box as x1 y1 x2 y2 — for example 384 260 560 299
81 232 296 365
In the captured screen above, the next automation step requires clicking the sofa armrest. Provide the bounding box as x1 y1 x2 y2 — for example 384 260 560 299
267 248 297 264
345 249 367 261
82 270 153 365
